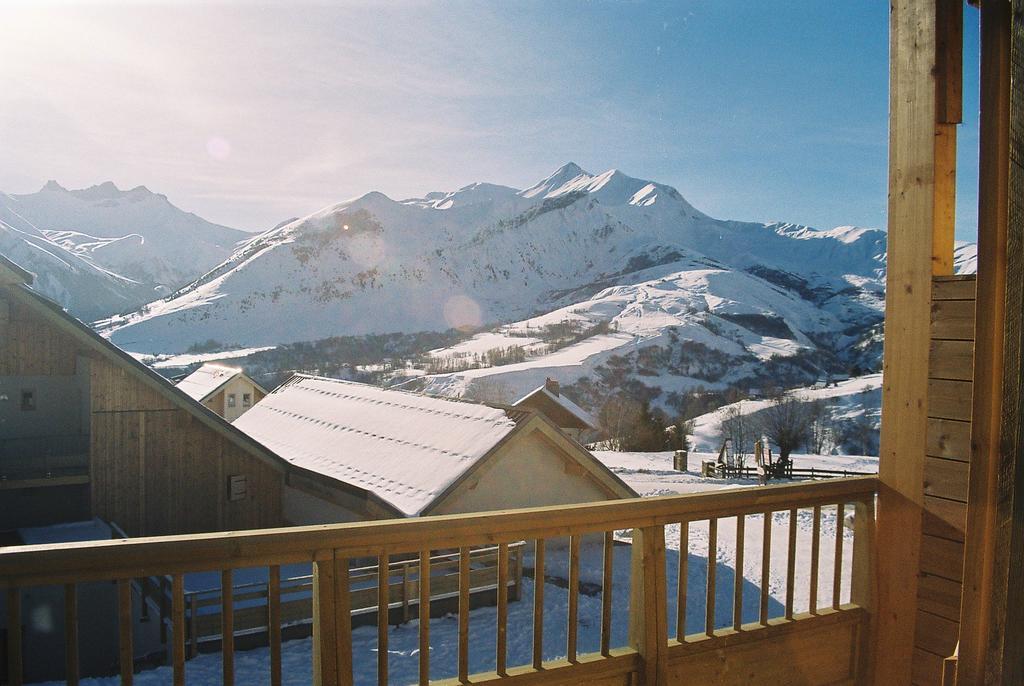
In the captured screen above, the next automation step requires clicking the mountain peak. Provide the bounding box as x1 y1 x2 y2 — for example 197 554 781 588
519 162 592 199
40 180 67 193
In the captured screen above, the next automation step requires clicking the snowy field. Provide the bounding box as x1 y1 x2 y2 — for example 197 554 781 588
35 451 875 685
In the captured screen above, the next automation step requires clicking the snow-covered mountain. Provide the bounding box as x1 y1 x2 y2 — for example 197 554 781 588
0 181 247 314
0 193 158 319
100 163 895 355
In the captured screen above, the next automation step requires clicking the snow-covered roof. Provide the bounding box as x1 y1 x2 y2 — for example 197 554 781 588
177 363 247 402
514 384 598 431
232 375 520 516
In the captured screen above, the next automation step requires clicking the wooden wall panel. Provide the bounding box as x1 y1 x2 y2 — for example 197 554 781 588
0 291 78 376
913 275 975 684
90 358 175 412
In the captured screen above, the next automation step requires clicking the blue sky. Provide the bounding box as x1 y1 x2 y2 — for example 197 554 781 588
0 1 980 238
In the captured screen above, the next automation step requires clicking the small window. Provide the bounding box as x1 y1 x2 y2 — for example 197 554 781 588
228 474 247 501
242 393 252 408
227 393 237 408
20 389 35 411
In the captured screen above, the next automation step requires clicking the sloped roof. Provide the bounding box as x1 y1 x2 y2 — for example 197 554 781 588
233 375 520 516
177 362 264 402
514 385 598 430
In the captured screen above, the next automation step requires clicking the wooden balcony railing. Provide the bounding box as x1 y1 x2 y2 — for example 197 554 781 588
0 476 877 686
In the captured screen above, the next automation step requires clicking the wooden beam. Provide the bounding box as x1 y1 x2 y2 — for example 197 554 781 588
875 0 939 681
957 0 1013 682
933 0 963 275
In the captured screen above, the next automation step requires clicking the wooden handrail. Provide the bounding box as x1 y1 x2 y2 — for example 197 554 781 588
0 476 877 588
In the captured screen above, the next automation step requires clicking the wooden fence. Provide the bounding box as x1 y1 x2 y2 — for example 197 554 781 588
165 544 525 654
0 476 877 686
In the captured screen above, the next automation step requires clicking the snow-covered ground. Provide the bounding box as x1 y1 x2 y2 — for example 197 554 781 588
687 373 883 453
34 450 874 686
129 346 276 370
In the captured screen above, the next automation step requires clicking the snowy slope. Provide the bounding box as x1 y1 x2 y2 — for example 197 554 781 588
0 194 155 319
0 181 247 310
102 163 890 354
686 373 883 454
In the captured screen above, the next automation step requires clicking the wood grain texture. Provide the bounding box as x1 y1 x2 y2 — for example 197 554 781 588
876 0 939 680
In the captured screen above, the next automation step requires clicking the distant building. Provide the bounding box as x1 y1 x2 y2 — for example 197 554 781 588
177 362 268 421
0 255 287 536
233 374 635 523
513 378 598 444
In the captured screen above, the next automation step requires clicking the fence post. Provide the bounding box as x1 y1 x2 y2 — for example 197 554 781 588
629 526 667 686
851 499 877 683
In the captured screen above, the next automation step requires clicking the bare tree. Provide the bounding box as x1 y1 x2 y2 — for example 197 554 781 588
756 395 816 463
720 404 751 457
806 400 833 454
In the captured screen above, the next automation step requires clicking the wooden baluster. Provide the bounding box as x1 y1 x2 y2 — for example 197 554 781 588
189 594 199 659
336 556 354 686
706 518 717 636
419 550 431 686
159 576 169 645
458 547 470 684
676 521 688 641
533 538 545 670
221 570 234 686
785 508 797 620
760 511 772 626
378 556 389 686
833 503 845 610
402 563 411 624
65 583 79 686
809 505 822 613
7 587 21 686
172 574 185 686
567 535 580 663
733 514 745 631
118 579 134 685
601 531 614 657
269 565 282 686
496 543 508 676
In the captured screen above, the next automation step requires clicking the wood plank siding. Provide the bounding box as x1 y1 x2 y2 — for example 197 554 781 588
1 285 284 537
913 274 975 686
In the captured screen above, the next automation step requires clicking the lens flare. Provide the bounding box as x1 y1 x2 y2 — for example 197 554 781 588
206 136 231 160
443 295 483 332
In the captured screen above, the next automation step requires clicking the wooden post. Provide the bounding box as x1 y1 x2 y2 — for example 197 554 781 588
221 570 234 686
269 566 282 686
875 0 940 681
7 587 21 686
118 580 134 685
933 0 963 275
958 1 1017 683
851 500 877 682
629 526 667 686
313 552 339 686
64 583 79 686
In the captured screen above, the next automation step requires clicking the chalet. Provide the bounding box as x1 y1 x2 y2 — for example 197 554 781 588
232 374 635 524
177 363 267 421
0 255 289 536
512 378 598 443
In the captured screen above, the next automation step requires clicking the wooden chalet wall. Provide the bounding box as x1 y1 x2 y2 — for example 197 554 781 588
1 285 284 537
913 274 975 685
90 358 283 536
